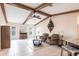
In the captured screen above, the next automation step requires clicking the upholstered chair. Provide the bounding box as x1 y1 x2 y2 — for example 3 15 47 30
46 34 60 45
51 34 60 45
42 33 49 42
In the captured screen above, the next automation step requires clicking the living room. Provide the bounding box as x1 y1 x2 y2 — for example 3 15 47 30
0 3 79 56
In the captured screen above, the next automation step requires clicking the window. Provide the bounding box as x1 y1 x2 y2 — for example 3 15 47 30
12 27 16 36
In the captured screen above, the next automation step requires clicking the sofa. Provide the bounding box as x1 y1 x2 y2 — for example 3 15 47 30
40 33 63 46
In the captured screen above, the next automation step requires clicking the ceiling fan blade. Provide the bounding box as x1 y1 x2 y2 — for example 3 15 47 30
27 11 34 20
35 15 41 19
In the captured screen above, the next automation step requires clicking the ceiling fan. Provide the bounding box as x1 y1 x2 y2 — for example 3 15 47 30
27 10 41 20
27 3 53 20
31 13 41 19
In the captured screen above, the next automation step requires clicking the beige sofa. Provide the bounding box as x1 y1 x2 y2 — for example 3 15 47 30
40 33 63 46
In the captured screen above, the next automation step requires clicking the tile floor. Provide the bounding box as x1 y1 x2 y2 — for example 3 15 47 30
0 38 68 56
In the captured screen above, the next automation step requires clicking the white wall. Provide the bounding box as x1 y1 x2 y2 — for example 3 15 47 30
21 24 36 38
0 27 1 50
0 5 24 41
20 25 27 33
7 22 21 40
19 24 38 39
36 12 79 38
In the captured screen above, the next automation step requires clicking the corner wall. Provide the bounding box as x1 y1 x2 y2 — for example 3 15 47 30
36 12 79 38
7 22 21 40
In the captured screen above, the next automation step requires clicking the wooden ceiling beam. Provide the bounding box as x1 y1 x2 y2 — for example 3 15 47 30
1 3 8 23
22 3 52 24
34 9 79 26
7 3 51 16
34 16 49 26
23 3 52 25
7 3 79 25
7 3 34 11
37 10 51 16
51 9 79 16
23 11 33 24
7 3 51 24
35 3 52 11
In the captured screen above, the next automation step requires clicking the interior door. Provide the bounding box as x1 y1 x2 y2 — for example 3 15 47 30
1 26 10 49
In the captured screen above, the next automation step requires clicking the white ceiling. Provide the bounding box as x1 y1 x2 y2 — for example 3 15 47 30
24 3 79 15
4 3 46 25
3 3 79 25
22 3 79 25
4 4 31 24
22 3 42 8
40 3 79 15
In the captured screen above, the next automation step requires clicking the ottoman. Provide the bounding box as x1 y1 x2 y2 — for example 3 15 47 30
33 39 42 46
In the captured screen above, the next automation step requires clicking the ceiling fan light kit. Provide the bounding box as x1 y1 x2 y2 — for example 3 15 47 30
32 13 41 19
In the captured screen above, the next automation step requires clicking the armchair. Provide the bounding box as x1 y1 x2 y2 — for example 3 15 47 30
46 34 60 45
41 33 49 42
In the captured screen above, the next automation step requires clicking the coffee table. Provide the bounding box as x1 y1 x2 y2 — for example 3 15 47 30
33 39 42 46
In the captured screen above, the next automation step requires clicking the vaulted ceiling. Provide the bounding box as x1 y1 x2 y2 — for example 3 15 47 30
0 3 79 25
